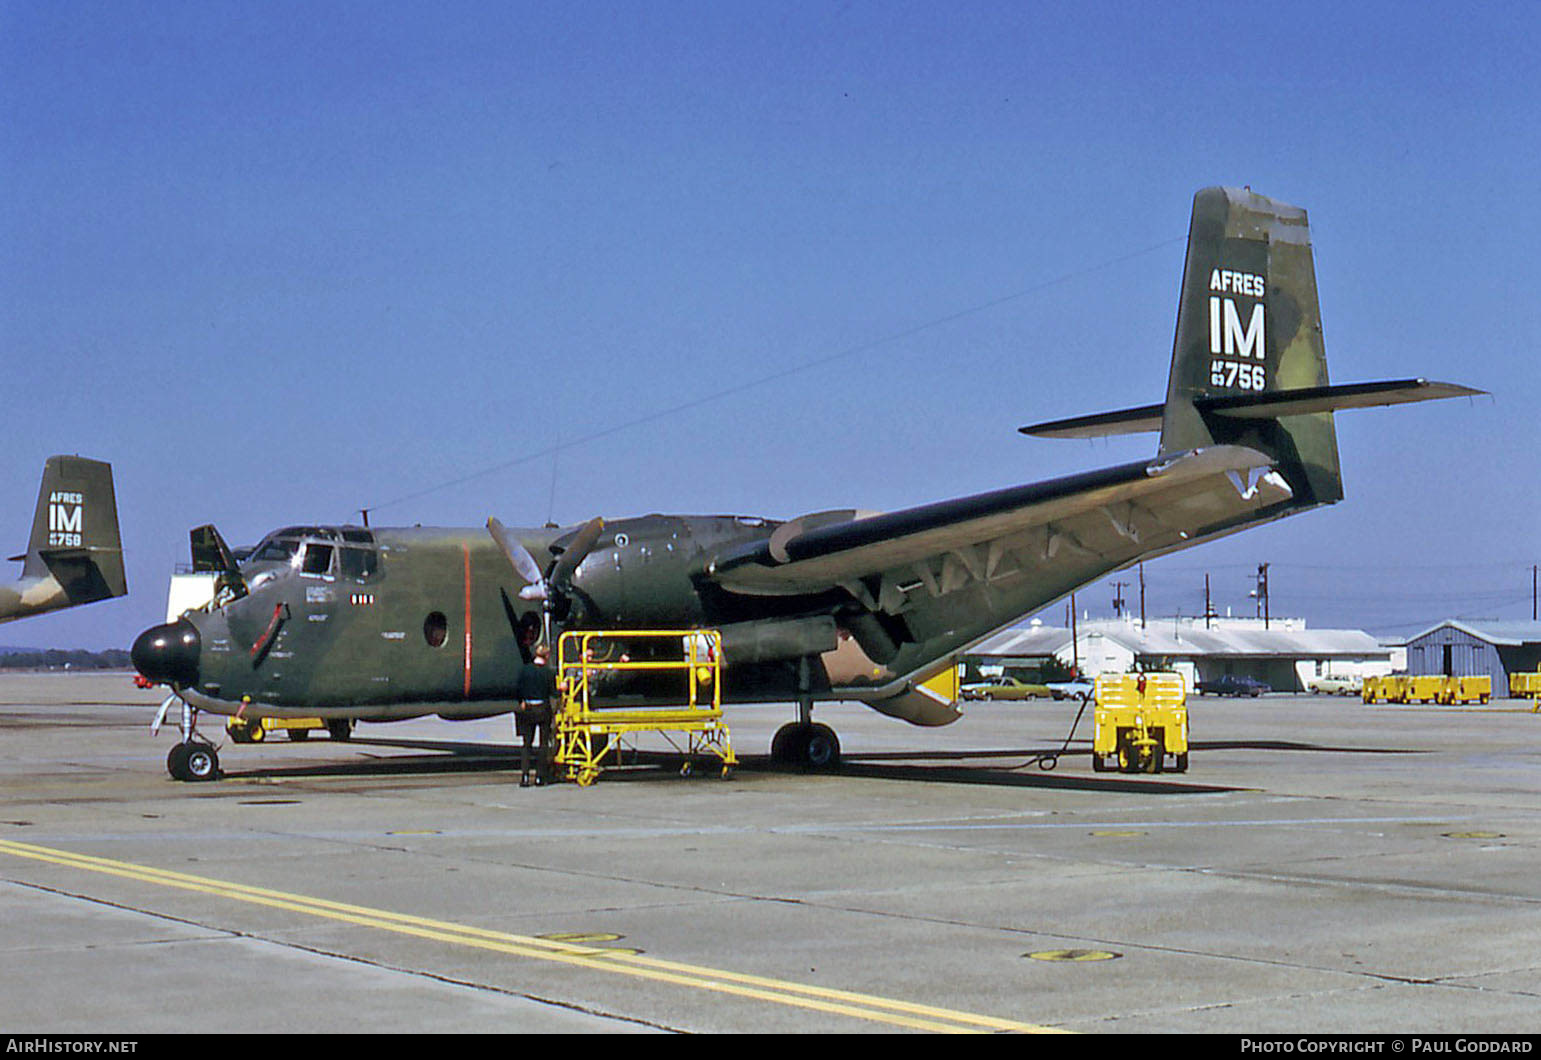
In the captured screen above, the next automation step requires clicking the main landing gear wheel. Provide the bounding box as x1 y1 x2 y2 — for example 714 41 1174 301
770 722 842 770
167 742 220 782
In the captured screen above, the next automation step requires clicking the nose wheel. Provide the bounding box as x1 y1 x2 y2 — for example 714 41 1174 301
167 741 220 782
158 692 222 782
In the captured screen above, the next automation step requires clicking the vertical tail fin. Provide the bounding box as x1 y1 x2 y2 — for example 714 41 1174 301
20 455 127 604
1159 186 1343 506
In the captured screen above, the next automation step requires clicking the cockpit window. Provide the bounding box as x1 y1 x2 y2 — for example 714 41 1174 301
253 538 301 563
338 546 379 581
300 543 335 577
341 529 375 545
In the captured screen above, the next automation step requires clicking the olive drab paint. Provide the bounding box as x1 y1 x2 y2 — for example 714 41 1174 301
1 456 126 625
132 188 1482 780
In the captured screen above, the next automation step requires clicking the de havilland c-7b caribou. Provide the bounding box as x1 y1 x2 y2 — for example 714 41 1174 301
131 187 1481 781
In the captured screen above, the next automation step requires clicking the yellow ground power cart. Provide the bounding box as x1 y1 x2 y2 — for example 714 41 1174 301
1091 672 1189 774
1402 675 1448 704
554 629 737 787
1438 676 1492 705
1510 670 1541 711
227 714 353 743
1362 674 1407 703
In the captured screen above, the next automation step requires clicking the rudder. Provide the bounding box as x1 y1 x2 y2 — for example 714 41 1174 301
21 455 127 604
1160 186 1342 506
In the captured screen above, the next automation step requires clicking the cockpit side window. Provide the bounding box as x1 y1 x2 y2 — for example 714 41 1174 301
300 543 335 577
338 546 379 581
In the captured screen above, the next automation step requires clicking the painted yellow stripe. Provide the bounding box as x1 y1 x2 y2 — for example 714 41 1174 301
0 839 1061 1034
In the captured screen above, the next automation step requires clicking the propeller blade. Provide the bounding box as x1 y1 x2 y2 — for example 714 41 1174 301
487 517 546 588
549 516 605 588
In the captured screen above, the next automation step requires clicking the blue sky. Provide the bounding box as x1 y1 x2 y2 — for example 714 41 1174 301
2 1 1537 648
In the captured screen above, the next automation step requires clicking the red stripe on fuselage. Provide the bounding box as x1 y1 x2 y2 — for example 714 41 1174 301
462 544 472 698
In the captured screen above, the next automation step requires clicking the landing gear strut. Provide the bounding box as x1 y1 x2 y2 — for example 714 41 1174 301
770 659 842 769
159 694 221 782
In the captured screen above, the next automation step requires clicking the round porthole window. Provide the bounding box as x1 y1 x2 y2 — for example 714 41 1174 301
424 611 448 648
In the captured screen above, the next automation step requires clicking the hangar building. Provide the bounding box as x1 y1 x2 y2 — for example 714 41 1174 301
1402 621 1541 691
968 616 1394 693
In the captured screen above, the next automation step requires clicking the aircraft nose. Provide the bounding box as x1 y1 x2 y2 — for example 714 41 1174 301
131 619 200 687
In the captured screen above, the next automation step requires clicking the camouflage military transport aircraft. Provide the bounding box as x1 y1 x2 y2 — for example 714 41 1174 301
2 456 125 625
133 187 1481 781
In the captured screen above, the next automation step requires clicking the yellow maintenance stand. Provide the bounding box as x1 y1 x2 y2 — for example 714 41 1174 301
554 629 737 787
1092 672 1189 774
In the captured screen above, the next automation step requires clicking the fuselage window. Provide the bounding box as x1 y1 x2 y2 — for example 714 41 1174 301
424 612 448 648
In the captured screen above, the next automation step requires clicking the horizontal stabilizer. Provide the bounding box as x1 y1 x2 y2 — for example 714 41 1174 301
1020 379 1484 439
1018 404 1164 439
1194 379 1485 419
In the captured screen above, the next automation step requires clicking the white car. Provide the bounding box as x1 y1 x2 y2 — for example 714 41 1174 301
1307 674 1362 696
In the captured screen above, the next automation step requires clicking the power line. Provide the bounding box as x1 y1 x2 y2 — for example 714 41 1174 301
360 234 1187 517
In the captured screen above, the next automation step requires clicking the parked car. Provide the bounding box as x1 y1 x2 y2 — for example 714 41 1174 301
1196 674 1271 697
960 675 1053 701
1047 679 1094 701
1306 673 1363 696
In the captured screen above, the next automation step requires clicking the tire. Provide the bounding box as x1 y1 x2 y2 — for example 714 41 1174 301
804 724 841 769
327 719 353 741
288 729 309 741
183 744 220 782
770 723 805 765
167 743 191 780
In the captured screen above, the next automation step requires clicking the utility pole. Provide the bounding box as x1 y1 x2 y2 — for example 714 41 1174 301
1256 563 1271 629
1070 592 1079 674
1204 573 1213 629
1139 563 1147 630
1110 580 1128 618
1533 565 1537 622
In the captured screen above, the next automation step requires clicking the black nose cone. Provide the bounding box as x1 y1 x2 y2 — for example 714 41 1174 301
132 619 200 687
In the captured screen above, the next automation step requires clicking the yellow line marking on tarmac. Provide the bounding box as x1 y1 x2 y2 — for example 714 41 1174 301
0 838 1061 1034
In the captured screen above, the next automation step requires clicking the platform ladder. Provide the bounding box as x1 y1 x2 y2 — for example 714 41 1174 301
554 629 737 786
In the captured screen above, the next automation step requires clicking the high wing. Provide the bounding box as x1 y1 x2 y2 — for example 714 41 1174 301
708 445 1288 599
703 444 1296 726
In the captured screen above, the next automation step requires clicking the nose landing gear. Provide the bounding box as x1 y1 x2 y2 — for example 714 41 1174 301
154 692 221 782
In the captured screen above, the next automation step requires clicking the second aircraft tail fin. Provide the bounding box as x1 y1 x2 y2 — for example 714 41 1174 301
17 455 127 605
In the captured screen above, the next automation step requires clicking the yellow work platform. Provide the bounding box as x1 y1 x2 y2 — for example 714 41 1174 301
1091 672 1188 774
554 629 737 787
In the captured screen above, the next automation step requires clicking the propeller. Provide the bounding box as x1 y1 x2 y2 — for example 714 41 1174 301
487 516 606 644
